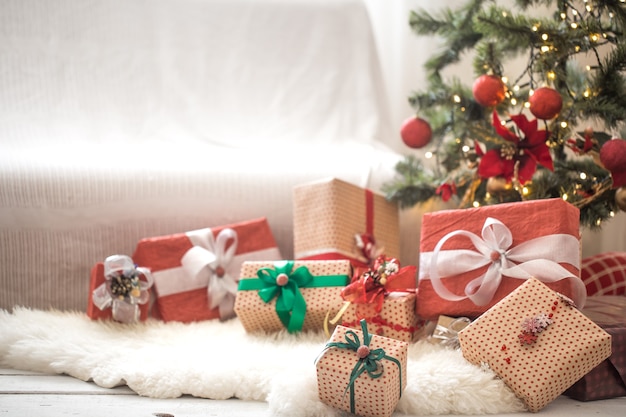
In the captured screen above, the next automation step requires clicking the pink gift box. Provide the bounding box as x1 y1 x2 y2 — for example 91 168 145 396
132 217 281 323
458 278 612 412
417 198 585 321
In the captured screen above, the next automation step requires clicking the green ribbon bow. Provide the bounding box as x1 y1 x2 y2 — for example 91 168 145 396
324 319 403 414
238 261 348 333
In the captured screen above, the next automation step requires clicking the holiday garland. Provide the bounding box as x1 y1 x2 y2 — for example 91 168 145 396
383 0 626 229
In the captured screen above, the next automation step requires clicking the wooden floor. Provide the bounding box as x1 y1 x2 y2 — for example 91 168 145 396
1 368 625 416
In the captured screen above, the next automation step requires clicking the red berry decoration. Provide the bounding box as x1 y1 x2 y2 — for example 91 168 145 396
472 75 506 107
400 116 432 149
528 87 562 120
600 138 626 188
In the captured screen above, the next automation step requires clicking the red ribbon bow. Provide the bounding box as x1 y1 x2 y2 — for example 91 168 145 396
340 255 416 313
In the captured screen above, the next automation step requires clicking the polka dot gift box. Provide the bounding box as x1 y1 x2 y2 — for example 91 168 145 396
235 260 351 333
315 319 408 417
417 198 585 321
293 178 400 268
334 255 424 342
458 278 612 413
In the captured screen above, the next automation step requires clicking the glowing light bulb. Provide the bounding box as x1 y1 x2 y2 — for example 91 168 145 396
580 172 587 180
472 201 480 208
453 95 461 103
425 151 433 159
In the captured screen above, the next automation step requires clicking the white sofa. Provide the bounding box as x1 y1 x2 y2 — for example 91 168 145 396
0 0 411 312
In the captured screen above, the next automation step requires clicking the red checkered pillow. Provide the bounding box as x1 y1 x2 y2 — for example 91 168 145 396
581 252 626 296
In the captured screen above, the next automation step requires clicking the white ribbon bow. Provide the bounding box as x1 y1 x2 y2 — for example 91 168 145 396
181 228 238 319
92 254 154 323
424 217 586 308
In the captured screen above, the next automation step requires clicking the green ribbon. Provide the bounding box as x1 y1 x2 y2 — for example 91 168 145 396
237 261 348 333
324 319 403 414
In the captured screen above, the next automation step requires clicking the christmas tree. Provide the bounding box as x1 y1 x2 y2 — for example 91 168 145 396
383 0 626 229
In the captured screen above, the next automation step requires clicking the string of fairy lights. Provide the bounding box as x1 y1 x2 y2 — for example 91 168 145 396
387 0 625 228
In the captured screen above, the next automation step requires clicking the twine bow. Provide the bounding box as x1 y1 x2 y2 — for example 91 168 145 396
92 254 154 323
322 319 402 414
181 228 238 318
423 217 586 308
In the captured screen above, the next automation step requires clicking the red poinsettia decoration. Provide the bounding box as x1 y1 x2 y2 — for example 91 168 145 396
477 111 553 184
436 181 457 202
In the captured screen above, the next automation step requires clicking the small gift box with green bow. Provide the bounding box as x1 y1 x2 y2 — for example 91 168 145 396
234 260 351 333
315 319 408 417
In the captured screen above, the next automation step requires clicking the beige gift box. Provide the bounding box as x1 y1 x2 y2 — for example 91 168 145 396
315 321 408 417
458 278 612 412
341 293 425 343
234 260 351 333
293 178 400 266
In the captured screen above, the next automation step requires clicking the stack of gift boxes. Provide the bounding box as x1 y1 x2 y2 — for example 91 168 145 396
86 177 624 416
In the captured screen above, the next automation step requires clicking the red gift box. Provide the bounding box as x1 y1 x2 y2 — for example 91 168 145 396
132 217 282 323
565 296 626 401
87 255 153 322
417 198 586 320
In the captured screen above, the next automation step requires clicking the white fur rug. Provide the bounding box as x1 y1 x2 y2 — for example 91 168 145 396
0 308 525 416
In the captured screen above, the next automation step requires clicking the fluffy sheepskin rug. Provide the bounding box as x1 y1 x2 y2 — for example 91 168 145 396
0 308 524 416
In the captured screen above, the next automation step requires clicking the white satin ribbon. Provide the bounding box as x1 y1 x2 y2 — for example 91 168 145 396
181 228 238 319
92 254 154 323
421 217 586 308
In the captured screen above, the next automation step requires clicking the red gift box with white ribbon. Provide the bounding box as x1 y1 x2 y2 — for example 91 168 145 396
132 217 282 322
417 198 586 320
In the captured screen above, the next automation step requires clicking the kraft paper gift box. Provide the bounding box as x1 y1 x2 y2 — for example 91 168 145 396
132 217 281 323
417 198 586 321
564 296 626 401
293 178 400 268
87 254 154 323
315 320 408 417
234 259 351 333
458 278 612 413
334 256 424 342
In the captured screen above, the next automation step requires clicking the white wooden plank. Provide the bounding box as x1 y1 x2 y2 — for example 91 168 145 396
0 394 269 417
0 374 134 395
1 368 625 417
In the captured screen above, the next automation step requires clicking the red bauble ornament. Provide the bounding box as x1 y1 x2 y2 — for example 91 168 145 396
600 138 626 188
528 87 562 120
472 75 506 107
400 116 432 149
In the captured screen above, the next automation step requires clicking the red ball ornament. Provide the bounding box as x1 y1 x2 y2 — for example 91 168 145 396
528 87 563 120
472 75 506 107
400 116 432 149
600 138 626 188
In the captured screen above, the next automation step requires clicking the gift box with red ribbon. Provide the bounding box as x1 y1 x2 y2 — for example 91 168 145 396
87 254 154 323
417 198 586 321
234 259 351 333
315 319 408 417
131 217 282 323
458 278 612 413
333 255 424 342
293 178 400 268
564 296 626 401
